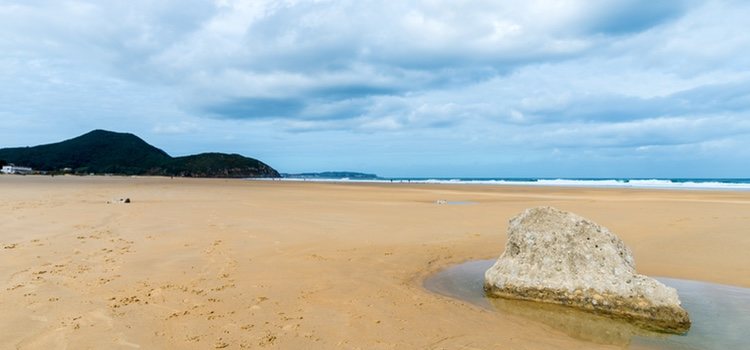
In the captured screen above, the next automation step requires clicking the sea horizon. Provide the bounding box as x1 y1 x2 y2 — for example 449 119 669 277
255 176 750 191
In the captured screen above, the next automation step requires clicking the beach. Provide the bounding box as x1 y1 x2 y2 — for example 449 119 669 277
1 176 749 349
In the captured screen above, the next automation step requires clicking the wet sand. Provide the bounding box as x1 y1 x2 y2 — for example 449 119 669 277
1 176 749 349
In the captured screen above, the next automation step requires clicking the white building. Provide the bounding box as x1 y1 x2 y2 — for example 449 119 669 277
1 165 33 175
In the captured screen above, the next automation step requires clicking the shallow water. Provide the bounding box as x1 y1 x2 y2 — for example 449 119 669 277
423 260 750 349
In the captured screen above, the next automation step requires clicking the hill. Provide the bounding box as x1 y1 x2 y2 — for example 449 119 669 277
282 171 379 180
166 153 279 178
0 130 280 178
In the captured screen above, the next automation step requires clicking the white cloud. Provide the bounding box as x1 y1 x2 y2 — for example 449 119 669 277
1 0 749 176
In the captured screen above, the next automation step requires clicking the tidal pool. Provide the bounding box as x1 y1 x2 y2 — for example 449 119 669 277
423 260 750 349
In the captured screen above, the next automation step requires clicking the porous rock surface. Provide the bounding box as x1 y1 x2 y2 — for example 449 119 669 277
484 206 690 333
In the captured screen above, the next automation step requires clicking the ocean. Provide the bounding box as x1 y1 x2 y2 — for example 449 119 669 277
258 177 750 191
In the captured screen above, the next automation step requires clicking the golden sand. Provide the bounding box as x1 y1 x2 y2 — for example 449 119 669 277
1 176 748 349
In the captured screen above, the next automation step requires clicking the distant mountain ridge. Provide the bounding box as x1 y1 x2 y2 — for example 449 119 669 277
282 171 379 179
0 129 280 178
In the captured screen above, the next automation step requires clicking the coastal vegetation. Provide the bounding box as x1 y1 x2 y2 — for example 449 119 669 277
0 130 279 178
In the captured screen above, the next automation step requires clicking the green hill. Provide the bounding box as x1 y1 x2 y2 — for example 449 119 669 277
166 153 279 178
0 130 280 178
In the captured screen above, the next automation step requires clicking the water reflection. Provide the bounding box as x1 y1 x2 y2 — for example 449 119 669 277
488 297 665 346
423 260 750 349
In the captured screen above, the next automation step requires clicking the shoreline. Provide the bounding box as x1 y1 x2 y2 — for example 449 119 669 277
6 173 750 192
249 177 750 192
2 176 748 349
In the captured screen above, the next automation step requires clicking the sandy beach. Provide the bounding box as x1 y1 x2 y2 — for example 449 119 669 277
1 176 749 349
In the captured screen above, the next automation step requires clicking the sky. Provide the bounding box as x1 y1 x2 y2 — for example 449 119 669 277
1 0 750 178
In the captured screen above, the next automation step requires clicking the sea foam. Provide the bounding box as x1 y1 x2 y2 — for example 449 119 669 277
252 177 750 191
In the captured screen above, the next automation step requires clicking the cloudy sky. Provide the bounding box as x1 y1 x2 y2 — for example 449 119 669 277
2 0 749 177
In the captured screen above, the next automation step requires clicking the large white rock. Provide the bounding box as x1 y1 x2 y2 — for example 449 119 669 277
484 206 690 333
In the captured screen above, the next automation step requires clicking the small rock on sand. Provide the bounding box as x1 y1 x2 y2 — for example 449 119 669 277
107 198 131 204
